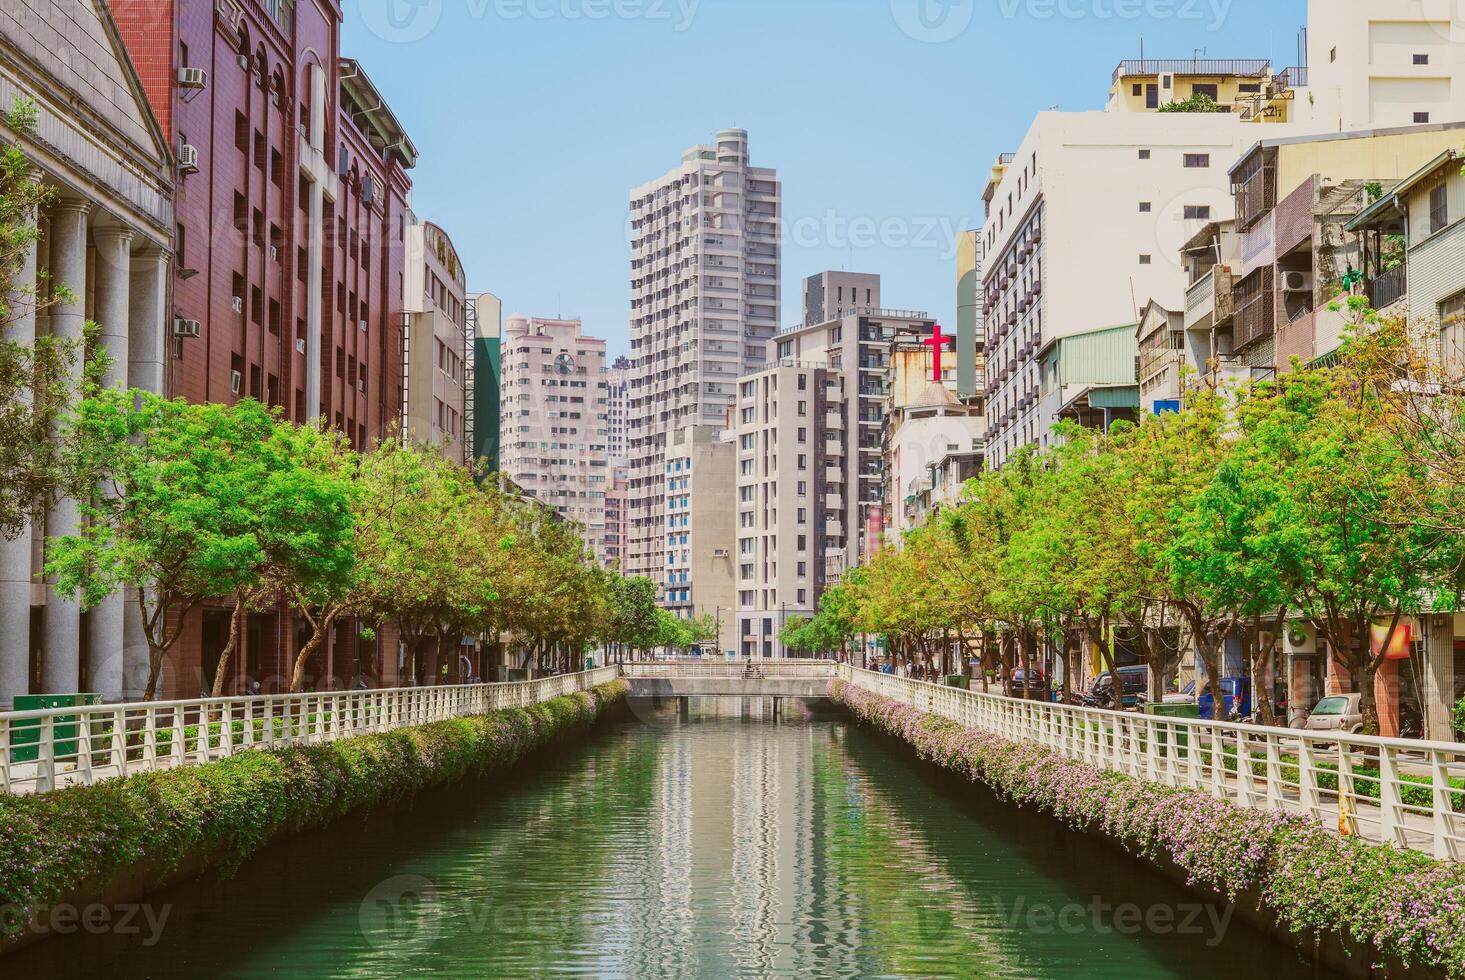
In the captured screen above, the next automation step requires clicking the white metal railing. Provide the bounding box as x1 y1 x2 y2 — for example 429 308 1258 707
838 666 1465 861
621 658 839 679
0 667 619 796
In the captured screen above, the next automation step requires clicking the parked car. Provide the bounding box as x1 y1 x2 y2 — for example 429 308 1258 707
1163 679 1197 705
1303 693 1364 734
1090 665 1150 708
1196 677 1251 720
1006 668 1050 700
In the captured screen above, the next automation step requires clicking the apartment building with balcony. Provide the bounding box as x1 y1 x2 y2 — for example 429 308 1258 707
1225 123 1465 373
499 315 611 557
1305 0 1465 132
884 358 983 541
771 273 936 565
1106 57 1305 124
981 106 1257 467
626 129 780 592
1350 148 1465 372
601 464 630 571
732 364 846 658
403 221 468 462
663 426 736 653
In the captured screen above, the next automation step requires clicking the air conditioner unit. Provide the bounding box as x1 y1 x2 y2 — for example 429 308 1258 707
177 143 199 174
713 549 730 558
295 338 306 354
176 67 208 90
359 319 368 332
230 370 242 395
1281 270 1313 293
269 245 278 261
236 54 249 71
1283 621 1317 655
231 295 244 314
172 317 201 338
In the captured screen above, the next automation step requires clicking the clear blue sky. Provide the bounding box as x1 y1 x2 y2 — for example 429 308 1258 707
344 0 1307 359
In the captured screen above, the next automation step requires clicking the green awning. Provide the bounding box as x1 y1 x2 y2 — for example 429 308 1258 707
1087 385 1140 409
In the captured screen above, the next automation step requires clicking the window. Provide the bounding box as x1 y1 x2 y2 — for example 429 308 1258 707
1414 112 1431 124
1330 47 1337 63
1414 53 1430 65
1139 254 1152 265
1238 82 1261 94
1138 202 1152 213
1183 154 1210 169
1138 149 1151 160
1183 205 1212 220
1131 83 1142 96
1191 83 1218 101
1430 183 1449 234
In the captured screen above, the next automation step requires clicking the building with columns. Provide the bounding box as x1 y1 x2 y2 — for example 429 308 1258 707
0 0 173 707
110 4 417 698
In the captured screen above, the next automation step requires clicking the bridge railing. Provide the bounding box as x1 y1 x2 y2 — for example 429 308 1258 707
838 666 1465 861
0 666 620 796
621 659 839 679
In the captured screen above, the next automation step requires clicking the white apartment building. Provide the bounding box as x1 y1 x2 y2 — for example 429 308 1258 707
773 273 936 566
981 107 1263 468
1305 0 1465 132
403 221 469 462
498 316 611 556
663 426 737 653
606 354 630 465
732 362 846 658
626 129 780 595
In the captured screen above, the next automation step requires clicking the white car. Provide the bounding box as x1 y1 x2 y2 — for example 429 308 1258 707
1303 693 1364 734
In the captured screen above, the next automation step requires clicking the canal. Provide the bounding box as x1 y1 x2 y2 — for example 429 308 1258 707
11 697 1321 978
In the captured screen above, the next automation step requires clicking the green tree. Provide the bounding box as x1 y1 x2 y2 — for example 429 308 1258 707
48 394 279 699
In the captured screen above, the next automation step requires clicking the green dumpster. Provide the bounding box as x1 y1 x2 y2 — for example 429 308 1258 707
944 675 969 689
1145 701 1198 757
9 694 102 763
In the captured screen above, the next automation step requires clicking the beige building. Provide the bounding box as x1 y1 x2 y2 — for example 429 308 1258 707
663 425 736 654
606 354 630 465
403 221 468 461
732 362 846 658
886 380 983 542
601 464 629 571
499 316 610 555
626 128 780 591
1304 0 1465 132
772 273 936 567
980 102 1264 467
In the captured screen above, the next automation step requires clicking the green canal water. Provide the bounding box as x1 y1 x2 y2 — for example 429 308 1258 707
13 697 1322 978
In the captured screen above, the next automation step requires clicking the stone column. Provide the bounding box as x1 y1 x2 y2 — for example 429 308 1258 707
85 226 133 700
124 245 165 699
41 199 89 694
0 222 39 708
1425 615 1456 741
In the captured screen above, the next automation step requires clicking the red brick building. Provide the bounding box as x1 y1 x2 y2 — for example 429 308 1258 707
115 0 415 697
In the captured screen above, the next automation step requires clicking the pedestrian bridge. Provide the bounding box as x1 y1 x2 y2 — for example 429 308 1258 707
620 659 838 698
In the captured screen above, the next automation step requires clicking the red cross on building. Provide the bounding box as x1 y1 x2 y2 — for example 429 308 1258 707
922 323 954 383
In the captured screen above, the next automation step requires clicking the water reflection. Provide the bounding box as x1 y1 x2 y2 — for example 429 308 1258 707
5 696 1317 979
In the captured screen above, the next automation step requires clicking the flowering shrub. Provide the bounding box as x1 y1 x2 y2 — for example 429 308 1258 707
0 680 627 945
831 678 1465 977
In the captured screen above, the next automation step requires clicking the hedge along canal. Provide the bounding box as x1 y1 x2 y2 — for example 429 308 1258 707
829 678 1465 980
0 679 629 954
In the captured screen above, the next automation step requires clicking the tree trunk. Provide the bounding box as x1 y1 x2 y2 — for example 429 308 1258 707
290 608 339 693
210 597 248 699
1021 628 1035 700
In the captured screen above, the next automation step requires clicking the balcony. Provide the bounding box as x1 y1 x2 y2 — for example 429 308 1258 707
1366 264 1408 312
1112 58 1270 84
